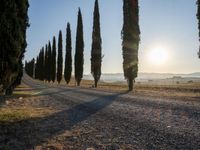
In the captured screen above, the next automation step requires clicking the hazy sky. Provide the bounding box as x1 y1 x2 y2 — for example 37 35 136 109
26 0 200 74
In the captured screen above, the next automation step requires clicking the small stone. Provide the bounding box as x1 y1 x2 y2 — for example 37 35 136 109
136 133 140 136
95 134 103 138
86 148 95 150
5 100 10 105
19 97 23 100
110 144 120 150
73 136 78 140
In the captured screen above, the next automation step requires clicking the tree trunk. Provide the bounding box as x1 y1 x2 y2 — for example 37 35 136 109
5 86 13 95
128 78 133 91
94 79 98 88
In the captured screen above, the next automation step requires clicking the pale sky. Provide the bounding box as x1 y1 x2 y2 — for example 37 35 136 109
26 0 200 74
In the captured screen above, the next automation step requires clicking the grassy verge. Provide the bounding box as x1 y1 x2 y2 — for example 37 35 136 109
0 109 31 123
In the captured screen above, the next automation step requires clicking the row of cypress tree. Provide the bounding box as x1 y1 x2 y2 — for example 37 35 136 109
25 0 141 91
26 0 103 87
26 0 141 91
0 0 29 95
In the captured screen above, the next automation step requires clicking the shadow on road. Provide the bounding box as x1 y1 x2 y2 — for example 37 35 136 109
0 91 126 149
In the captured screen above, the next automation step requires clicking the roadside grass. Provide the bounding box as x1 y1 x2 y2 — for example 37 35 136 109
22 75 200 101
12 91 36 97
0 106 57 124
0 108 31 123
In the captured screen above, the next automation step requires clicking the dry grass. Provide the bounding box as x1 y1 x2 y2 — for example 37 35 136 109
0 108 31 123
55 77 200 101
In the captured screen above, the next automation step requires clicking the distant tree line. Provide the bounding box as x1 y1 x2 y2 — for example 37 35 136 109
0 0 29 95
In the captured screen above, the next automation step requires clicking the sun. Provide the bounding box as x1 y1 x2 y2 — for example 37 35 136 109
148 47 168 65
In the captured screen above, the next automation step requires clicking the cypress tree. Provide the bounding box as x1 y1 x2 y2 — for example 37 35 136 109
197 0 200 58
64 23 72 84
26 59 35 78
57 30 63 84
52 36 57 82
44 44 48 81
75 8 84 86
47 41 52 82
122 0 140 91
91 0 102 88
39 47 45 80
0 0 29 95
35 56 39 79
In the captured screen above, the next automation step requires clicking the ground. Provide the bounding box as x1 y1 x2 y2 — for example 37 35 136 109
0 74 200 150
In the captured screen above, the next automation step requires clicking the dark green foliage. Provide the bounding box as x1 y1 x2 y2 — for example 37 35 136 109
34 48 44 81
0 0 29 95
64 23 72 84
35 56 39 79
25 59 35 78
91 0 102 88
197 0 200 58
44 45 48 81
39 48 45 81
122 0 140 91
52 36 57 82
47 41 52 82
75 8 84 86
57 30 63 84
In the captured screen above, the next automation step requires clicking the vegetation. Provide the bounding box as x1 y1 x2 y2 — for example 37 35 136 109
122 0 140 91
197 0 200 58
75 8 84 86
57 30 63 84
91 0 102 88
25 59 35 78
52 36 57 82
0 0 29 95
35 48 44 80
47 41 52 82
64 23 72 84
43 45 47 81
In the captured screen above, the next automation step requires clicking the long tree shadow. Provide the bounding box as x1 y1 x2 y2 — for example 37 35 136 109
0 92 125 149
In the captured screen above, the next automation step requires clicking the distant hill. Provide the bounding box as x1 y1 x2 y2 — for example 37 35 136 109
84 72 200 82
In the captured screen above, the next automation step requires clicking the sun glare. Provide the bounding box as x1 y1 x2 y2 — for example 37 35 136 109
148 47 168 65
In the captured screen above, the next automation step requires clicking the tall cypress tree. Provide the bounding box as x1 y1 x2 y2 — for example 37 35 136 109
57 30 63 84
44 44 48 81
39 47 45 81
0 0 29 95
122 0 140 91
35 56 39 79
75 8 84 86
47 41 52 82
197 0 200 58
91 0 102 88
64 23 72 84
52 36 57 82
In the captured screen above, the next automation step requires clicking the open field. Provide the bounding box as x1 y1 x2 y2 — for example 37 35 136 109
0 74 200 149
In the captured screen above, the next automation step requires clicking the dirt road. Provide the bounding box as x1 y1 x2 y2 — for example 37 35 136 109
1 74 200 149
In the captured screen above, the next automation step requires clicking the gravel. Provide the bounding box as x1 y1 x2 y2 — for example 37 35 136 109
0 76 200 149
